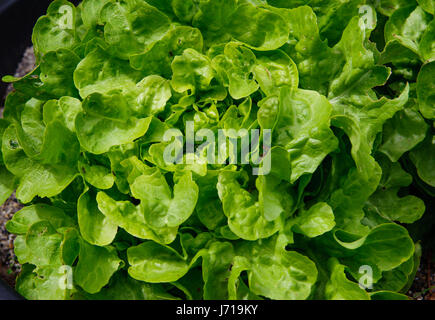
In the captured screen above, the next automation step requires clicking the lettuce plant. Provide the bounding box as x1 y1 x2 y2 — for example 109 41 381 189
0 0 434 300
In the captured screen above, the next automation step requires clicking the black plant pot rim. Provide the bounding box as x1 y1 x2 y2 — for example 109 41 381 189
0 278 22 300
0 0 18 14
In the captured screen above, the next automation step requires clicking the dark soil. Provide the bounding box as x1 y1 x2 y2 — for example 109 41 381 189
0 194 22 287
408 252 435 300
0 46 34 287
